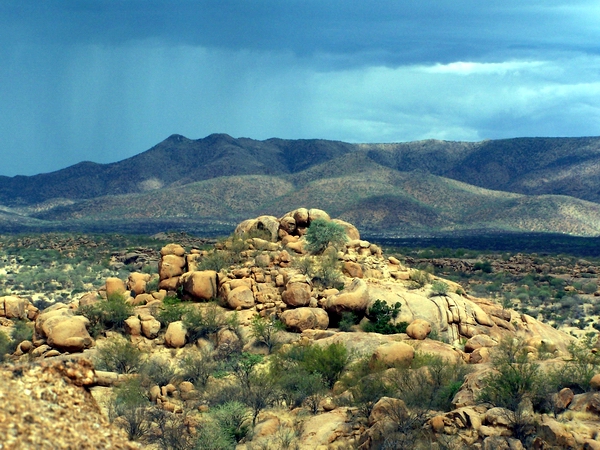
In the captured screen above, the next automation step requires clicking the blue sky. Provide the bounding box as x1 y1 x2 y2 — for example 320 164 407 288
1 1 600 176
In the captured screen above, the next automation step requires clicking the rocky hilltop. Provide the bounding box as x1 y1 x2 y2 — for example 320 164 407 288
1 209 600 449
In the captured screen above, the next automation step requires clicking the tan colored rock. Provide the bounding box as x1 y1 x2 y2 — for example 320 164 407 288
235 215 280 241
279 216 296 234
464 335 498 353
369 397 407 426
430 415 446 433
371 342 414 368
308 208 330 222
2 296 29 319
325 278 369 315
280 307 329 332
78 293 98 308
282 281 312 307
149 385 161 402
293 208 309 226
555 387 574 411
159 254 186 280
285 240 305 254
105 277 126 298
165 321 186 348
159 277 179 291
127 272 151 296
129 293 153 306
160 243 185 257
225 286 255 309
180 270 218 301
141 316 161 339
179 381 194 393
124 316 142 336
590 374 600 391
46 315 93 352
342 261 363 278
331 219 360 241
406 318 431 340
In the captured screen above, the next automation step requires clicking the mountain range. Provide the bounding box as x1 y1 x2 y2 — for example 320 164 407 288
2 133 600 237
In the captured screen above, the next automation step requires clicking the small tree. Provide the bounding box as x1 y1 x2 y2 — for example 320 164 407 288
109 378 152 441
305 219 347 254
95 335 144 374
362 300 408 334
250 315 284 354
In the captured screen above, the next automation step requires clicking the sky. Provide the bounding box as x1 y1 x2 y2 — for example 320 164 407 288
1 1 600 176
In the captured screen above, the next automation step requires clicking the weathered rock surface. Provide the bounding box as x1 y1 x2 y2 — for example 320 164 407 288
179 270 218 300
280 307 329 332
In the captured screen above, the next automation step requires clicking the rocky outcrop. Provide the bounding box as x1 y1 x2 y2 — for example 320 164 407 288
280 307 329 332
35 304 93 352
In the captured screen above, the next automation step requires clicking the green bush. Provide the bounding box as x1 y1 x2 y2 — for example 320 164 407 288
305 219 347 254
292 256 315 277
0 331 11 362
198 251 231 272
157 296 189 327
141 356 177 387
109 377 151 441
281 342 350 388
313 248 344 289
183 303 224 342
429 280 449 297
250 315 284 353
362 300 408 334
95 336 144 374
10 320 33 349
408 269 431 289
277 369 327 411
338 311 360 332
78 294 134 337
178 350 217 388
211 401 251 443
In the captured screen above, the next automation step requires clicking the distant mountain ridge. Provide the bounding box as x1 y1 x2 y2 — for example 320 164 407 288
2 133 600 236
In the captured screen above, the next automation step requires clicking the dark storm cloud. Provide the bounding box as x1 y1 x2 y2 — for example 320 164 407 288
2 1 598 66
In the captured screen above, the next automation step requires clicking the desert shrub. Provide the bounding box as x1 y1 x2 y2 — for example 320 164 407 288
312 248 344 289
250 315 284 354
232 352 264 389
183 303 224 342
198 251 231 272
211 401 252 443
194 420 236 450
362 300 408 334
338 311 359 332
474 261 493 273
408 269 431 289
549 335 600 392
95 335 144 374
582 282 597 294
78 294 134 337
10 319 33 349
305 218 347 254
429 280 449 297
280 342 350 388
145 277 159 293
350 373 394 418
242 371 280 425
0 331 11 362
276 369 327 411
145 409 197 450
141 356 177 387
157 296 189 327
292 256 315 277
178 349 217 388
109 377 152 441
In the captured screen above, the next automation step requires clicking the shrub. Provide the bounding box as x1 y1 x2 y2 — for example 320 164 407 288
157 296 189 328
211 401 251 443
95 335 144 374
198 251 231 272
429 280 449 297
10 320 33 349
277 369 327 411
109 377 152 441
141 356 177 387
250 315 284 354
194 420 236 450
313 248 344 289
362 300 408 334
408 269 431 289
78 294 134 337
0 331 11 362
338 311 359 332
550 335 600 392
183 303 224 342
178 350 216 388
292 256 315 277
281 342 350 388
305 219 347 254
474 261 493 273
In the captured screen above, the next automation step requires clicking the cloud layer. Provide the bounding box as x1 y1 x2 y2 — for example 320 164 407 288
1 1 599 176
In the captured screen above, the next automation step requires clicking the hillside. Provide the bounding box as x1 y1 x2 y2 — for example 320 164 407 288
2 134 600 236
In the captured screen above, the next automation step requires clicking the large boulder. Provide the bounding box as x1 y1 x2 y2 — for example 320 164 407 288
371 341 415 368
2 296 29 320
105 278 126 298
36 306 93 352
179 271 219 301
406 319 431 340
160 243 186 257
281 279 312 307
165 321 187 348
325 278 369 315
159 254 186 280
280 307 329 332
332 219 360 241
225 286 255 309
234 215 280 242
127 273 151 296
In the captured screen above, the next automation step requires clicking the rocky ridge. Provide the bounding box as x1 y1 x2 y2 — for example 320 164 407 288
1 208 599 449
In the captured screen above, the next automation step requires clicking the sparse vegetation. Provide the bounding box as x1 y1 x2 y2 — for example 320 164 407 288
305 219 347 254
95 335 144 374
362 299 408 334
